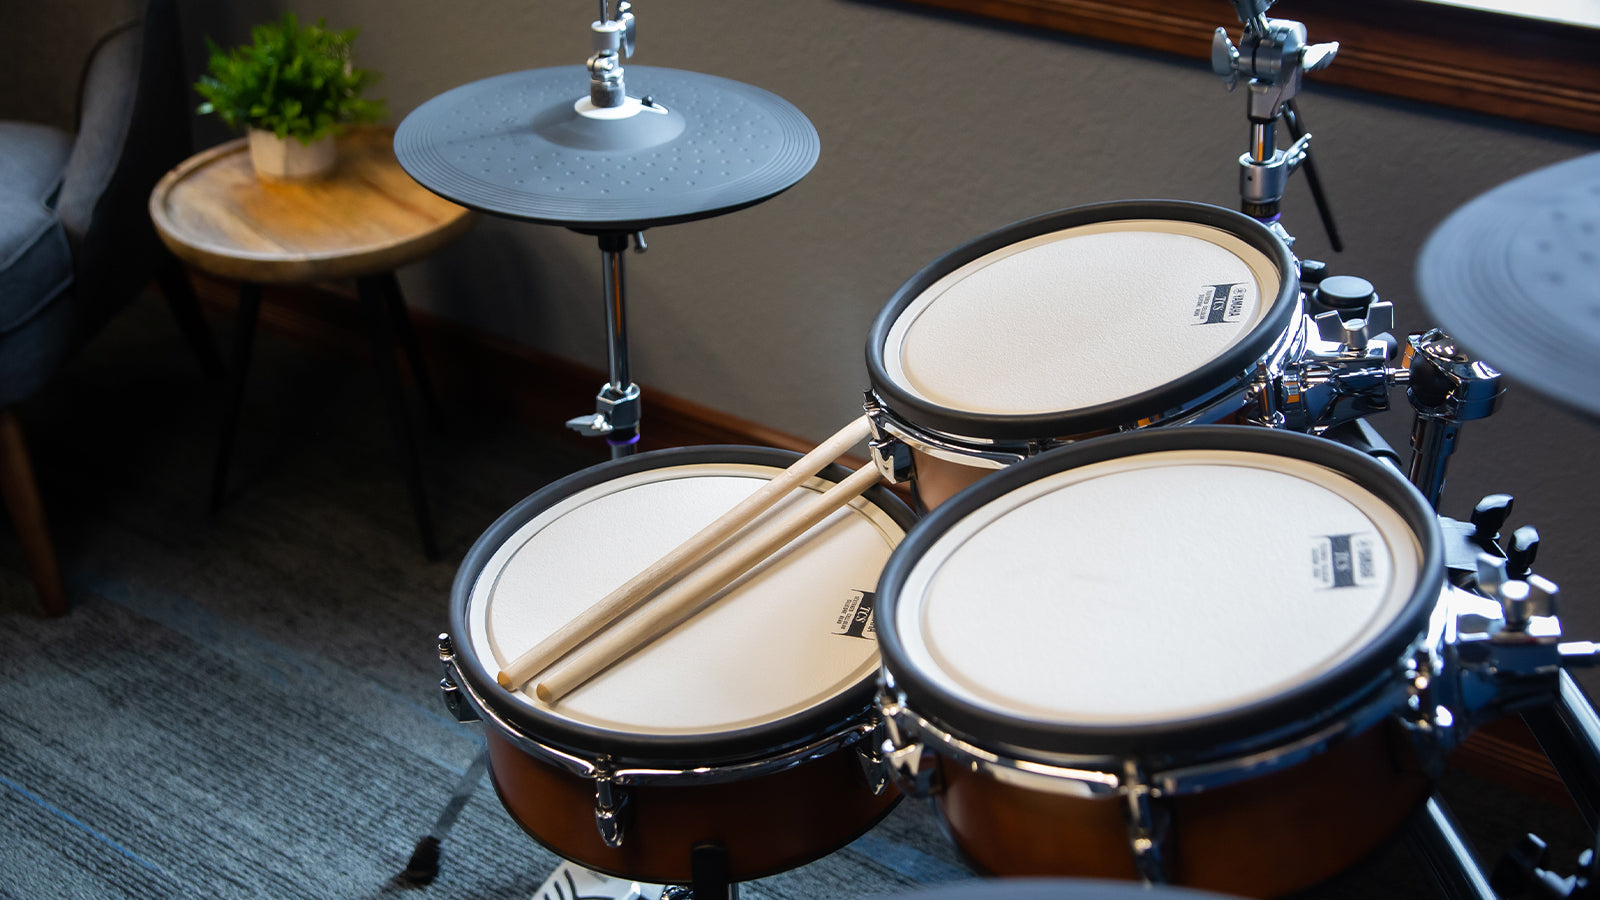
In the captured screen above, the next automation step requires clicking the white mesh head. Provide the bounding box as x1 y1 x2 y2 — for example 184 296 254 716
882 219 1283 415
468 461 905 735
892 450 1422 726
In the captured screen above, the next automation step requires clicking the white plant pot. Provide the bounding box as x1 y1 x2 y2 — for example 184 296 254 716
247 128 338 181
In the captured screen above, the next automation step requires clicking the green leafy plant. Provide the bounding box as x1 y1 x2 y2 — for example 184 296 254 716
195 13 385 143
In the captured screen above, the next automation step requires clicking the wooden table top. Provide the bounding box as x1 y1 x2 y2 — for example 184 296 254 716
149 126 475 284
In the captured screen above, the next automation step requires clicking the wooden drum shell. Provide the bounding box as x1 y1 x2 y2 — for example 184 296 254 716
931 721 1431 899
485 730 899 884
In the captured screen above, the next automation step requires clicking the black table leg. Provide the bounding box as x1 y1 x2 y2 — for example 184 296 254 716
156 256 225 380
375 271 445 432
211 282 261 513
357 274 440 561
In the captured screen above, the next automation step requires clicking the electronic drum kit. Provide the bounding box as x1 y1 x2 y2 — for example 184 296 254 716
394 2 1600 898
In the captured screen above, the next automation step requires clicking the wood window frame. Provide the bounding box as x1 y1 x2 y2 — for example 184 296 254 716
893 0 1600 135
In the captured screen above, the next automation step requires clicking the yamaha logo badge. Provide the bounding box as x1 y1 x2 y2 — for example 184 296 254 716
1191 281 1248 325
833 590 877 640
1311 533 1380 589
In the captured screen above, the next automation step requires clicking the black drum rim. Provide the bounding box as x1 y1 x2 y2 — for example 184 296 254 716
873 426 1445 761
450 445 918 764
864 200 1300 443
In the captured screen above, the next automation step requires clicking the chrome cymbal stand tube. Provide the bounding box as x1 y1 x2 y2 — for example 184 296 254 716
565 4 649 458
1211 6 1508 511
568 232 647 458
1211 4 1339 246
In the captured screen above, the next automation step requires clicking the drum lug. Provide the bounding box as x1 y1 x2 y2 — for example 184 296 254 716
438 677 479 724
436 634 481 724
593 770 631 848
877 691 940 796
1120 762 1172 884
863 395 914 484
1400 646 1457 771
1251 370 1286 427
855 719 891 796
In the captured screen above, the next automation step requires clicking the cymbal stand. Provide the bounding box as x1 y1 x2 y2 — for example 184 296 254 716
563 3 648 459
568 231 648 458
1211 13 1341 248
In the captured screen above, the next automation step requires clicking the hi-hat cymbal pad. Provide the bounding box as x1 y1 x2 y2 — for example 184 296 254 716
1416 151 1600 421
395 65 820 231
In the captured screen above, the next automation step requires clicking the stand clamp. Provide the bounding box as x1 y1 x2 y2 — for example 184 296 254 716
568 382 643 443
587 2 637 108
1266 276 1400 432
1212 17 1338 223
1404 329 1505 508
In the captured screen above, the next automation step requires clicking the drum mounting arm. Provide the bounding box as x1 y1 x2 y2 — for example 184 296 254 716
1265 275 1401 433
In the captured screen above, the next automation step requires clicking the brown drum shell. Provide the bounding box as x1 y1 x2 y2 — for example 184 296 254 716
932 720 1431 899
485 729 900 884
908 411 1246 510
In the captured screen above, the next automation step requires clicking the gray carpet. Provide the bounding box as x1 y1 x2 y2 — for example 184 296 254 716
0 292 1591 899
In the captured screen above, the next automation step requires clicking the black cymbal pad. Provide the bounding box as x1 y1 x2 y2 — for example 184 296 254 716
1416 152 1600 421
395 65 820 231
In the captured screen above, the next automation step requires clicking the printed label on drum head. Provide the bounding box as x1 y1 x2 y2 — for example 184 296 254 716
1190 282 1248 325
833 591 877 640
1311 533 1379 589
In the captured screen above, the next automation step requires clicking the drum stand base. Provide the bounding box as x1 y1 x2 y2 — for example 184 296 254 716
1405 795 1499 900
524 844 736 900
531 861 663 900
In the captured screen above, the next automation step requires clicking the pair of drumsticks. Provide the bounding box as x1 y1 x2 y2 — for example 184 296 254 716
498 416 880 703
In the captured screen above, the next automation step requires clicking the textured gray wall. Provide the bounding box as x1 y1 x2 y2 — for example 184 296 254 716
171 1 1600 681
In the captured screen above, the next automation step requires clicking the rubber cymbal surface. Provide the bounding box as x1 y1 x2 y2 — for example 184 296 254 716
395 65 820 231
1416 151 1600 421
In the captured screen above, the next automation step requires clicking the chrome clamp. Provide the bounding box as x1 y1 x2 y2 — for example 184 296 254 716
567 381 642 438
587 2 636 108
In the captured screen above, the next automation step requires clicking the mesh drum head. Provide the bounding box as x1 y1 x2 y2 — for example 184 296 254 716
886 220 1279 414
877 428 1441 755
866 202 1299 441
461 451 908 745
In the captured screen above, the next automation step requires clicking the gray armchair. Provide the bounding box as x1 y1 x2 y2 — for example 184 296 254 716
0 0 220 615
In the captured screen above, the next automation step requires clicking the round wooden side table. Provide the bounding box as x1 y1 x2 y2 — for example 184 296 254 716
150 125 475 560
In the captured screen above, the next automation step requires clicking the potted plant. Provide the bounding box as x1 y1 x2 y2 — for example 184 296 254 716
195 13 386 180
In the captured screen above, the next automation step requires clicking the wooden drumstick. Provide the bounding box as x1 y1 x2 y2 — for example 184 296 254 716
496 416 873 690
534 461 884 703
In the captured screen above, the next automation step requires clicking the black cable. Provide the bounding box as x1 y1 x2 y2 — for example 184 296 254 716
1284 98 1344 252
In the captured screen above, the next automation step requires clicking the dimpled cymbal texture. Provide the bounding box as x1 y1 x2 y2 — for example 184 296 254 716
1417 152 1600 421
395 65 820 231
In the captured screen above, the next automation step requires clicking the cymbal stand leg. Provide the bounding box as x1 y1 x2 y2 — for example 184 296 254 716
568 232 644 458
1404 794 1499 900
1403 329 1504 508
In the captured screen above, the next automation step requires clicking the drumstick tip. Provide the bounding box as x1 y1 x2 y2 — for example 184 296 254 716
496 670 513 689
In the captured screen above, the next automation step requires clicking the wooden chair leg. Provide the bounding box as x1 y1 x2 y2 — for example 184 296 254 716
0 406 67 616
